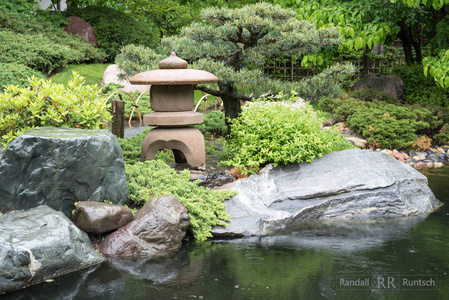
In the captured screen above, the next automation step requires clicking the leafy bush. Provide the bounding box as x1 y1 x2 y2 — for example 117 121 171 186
347 103 431 149
101 83 152 119
194 111 228 136
391 64 449 107
0 0 37 14
0 10 106 74
0 73 111 148
318 95 365 121
126 160 236 241
115 44 163 80
434 123 449 146
65 6 160 60
0 62 45 91
221 98 354 175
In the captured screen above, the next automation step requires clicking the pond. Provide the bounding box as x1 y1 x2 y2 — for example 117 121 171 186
5 165 449 300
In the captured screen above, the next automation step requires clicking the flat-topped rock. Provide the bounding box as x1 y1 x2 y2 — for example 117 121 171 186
143 111 203 126
213 149 441 237
0 127 128 217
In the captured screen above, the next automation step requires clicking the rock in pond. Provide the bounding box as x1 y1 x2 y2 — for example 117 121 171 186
0 127 128 217
72 201 134 235
0 205 104 294
212 149 441 237
100 195 190 257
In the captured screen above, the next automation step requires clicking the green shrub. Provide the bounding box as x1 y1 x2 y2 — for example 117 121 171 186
126 160 236 241
0 0 37 14
434 123 449 146
0 73 111 148
391 64 449 107
115 44 163 80
347 103 431 149
101 83 152 119
65 6 160 61
221 98 355 175
0 11 106 74
194 111 228 136
318 96 365 121
0 62 45 91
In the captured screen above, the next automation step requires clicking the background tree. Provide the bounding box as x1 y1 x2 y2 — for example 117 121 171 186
156 3 353 120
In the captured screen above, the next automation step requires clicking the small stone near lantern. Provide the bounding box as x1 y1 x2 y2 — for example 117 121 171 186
129 52 218 169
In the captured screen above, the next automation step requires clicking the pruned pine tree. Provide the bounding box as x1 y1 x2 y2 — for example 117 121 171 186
118 3 355 120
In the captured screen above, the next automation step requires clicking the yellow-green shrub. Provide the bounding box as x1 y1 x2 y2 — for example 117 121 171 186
0 73 111 148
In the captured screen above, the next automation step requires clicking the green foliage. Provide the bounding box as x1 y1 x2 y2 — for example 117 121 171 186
347 103 430 149
117 129 175 165
0 73 111 148
318 96 365 121
125 160 236 241
115 44 163 80
424 49 449 89
65 6 160 60
100 83 152 119
0 10 106 74
194 111 228 137
0 0 37 14
50 63 109 87
221 97 354 175
0 62 45 91
392 64 449 106
434 123 449 145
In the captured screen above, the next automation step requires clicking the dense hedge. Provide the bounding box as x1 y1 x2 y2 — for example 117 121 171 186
0 10 105 74
0 62 45 91
65 6 160 61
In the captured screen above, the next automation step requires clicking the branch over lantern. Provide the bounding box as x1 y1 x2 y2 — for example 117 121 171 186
129 52 218 169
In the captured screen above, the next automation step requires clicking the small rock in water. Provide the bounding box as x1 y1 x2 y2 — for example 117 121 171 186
434 162 444 168
414 161 426 169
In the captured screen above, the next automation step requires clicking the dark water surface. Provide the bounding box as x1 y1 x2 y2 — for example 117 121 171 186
5 166 449 300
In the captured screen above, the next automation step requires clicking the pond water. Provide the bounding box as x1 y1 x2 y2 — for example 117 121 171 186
5 165 449 300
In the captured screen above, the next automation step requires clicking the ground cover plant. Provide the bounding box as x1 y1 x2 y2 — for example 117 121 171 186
221 96 355 175
0 62 45 91
125 160 236 242
0 73 111 149
0 10 105 75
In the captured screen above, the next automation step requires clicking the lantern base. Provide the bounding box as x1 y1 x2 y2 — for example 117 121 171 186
141 127 205 169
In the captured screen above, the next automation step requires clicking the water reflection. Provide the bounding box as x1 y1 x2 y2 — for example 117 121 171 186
4 166 449 300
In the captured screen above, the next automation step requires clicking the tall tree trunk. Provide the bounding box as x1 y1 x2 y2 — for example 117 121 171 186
218 82 242 122
362 45 371 75
397 19 414 64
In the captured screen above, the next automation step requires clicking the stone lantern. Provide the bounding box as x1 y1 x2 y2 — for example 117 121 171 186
129 52 218 169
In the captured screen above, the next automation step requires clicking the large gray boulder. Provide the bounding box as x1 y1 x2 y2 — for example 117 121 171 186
354 73 404 100
100 195 190 257
0 127 128 217
212 149 441 237
0 205 104 294
101 64 151 93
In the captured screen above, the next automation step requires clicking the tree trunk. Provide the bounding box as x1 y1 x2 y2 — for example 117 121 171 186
362 45 371 75
218 82 242 121
397 19 414 64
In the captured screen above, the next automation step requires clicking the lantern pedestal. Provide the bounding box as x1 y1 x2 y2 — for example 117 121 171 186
141 127 206 169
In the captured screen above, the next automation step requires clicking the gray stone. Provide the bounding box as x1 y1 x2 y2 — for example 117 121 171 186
72 201 134 235
0 127 128 217
100 64 151 93
212 149 441 237
100 195 190 257
0 205 104 294
354 73 404 100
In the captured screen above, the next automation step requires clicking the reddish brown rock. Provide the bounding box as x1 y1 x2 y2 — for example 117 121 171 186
393 152 406 161
99 195 189 257
64 16 98 47
73 201 134 235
